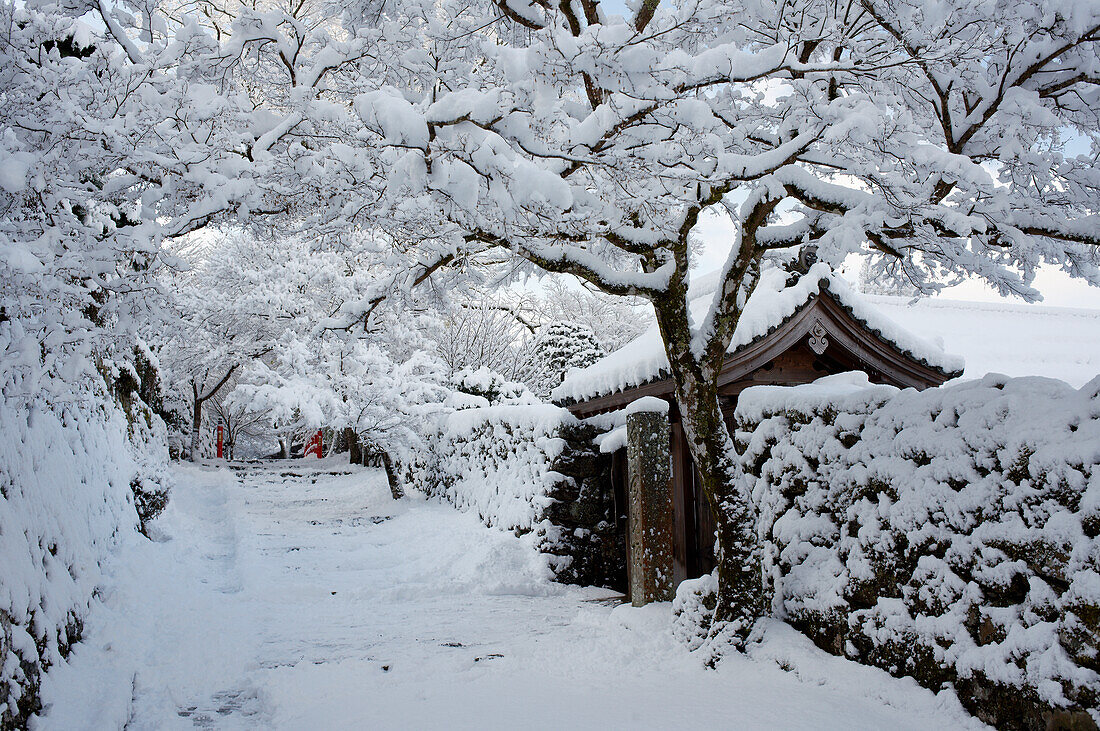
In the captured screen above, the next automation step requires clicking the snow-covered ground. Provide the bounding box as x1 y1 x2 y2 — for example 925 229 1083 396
36 461 987 730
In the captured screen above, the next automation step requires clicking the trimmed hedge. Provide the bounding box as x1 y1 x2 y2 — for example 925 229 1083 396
404 405 624 588
732 373 1100 730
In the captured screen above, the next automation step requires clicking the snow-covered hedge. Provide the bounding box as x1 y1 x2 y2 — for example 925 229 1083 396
407 404 575 534
733 372 1100 729
406 402 625 588
1 326 168 728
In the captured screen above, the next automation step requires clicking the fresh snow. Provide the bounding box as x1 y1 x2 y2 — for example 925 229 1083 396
624 396 670 415
37 461 988 730
553 264 961 404
736 371 898 419
862 295 1100 388
596 425 627 453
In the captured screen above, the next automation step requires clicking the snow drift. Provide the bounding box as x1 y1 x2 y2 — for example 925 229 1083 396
0 324 169 728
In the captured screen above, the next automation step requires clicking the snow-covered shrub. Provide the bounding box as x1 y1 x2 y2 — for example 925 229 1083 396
672 574 718 651
103 345 172 528
518 321 605 399
409 404 574 531
451 367 538 406
124 402 172 529
0 324 166 728
734 372 1100 729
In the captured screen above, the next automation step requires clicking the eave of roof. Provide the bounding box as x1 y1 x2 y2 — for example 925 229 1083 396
552 264 963 407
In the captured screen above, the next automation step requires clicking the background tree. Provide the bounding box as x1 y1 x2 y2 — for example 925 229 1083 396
158 226 443 458
158 232 278 459
230 337 453 492
519 321 605 399
207 371 274 458
857 257 923 298
430 296 533 380
532 279 647 353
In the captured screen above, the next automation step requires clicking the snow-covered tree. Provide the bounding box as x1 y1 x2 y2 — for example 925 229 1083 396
0 7 172 400
207 371 275 459
157 233 279 459
231 337 453 492
321 0 1100 646
519 321 605 399
451 365 538 405
857 256 922 298
158 227 446 458
7 0 1100 655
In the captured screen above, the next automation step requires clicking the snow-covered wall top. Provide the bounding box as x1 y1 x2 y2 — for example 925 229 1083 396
407 404 576 532
552 264 962 405
864 295 1100 388
734 372 1100 727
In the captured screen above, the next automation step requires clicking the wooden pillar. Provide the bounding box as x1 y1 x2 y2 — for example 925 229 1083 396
625 397 675 606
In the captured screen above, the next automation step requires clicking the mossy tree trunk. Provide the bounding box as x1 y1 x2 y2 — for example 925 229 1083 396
504 183 781 653
648 209 770 650
651 308 765 647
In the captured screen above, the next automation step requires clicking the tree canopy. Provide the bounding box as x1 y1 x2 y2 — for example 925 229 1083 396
3 0 1098 648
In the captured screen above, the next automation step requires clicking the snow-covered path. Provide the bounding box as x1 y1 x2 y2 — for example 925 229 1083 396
37 462 986 730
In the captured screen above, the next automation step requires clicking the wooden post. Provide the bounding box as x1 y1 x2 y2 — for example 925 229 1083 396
625 397 675 606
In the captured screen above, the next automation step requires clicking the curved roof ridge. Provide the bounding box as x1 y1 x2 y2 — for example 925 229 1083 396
552 265 962 405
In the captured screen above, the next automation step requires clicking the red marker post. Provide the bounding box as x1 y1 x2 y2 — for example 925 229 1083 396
305 430 322 459
216 425 224 459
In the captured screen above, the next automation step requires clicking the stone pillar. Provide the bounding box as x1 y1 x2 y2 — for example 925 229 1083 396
625 396 674 606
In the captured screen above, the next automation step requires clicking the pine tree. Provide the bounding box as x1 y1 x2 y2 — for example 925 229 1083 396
521 322 605 400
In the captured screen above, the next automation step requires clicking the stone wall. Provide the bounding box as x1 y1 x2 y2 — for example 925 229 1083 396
544 422 626 592
404 407 626 591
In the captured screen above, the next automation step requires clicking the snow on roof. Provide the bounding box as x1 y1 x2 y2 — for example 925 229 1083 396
552 263 962 405
861 294 1100 388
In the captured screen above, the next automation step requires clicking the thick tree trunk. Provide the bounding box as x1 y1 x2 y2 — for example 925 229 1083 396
189 386 202 462
674 376 763 647
652 282 764 652
346 428 361 465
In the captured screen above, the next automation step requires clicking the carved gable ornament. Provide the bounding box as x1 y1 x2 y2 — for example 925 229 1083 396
808 320 828 355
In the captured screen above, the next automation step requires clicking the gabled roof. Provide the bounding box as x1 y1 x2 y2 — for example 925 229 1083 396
551 264 964 406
